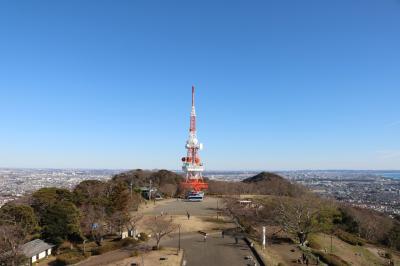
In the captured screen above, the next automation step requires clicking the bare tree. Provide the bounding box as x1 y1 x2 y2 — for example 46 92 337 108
0 224 27 266
109 210 130 236
148 217 176 250
80 204 107 246
275 195 321 245
127 213 143 237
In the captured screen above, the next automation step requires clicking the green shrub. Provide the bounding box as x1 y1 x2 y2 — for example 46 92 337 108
91 238 138 255
313 250 350 266
120 238 138 247
138 232 149 241
91 242 118 255
384 252 393 259
131 250 139 257
336 230 364 246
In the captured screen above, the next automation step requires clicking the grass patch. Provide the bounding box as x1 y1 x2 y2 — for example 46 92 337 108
312 250 351 266
131 250 140 257
91 242 119 255
308 234 323 250
55 250 89 265
92 238 139 255
336 230 365 246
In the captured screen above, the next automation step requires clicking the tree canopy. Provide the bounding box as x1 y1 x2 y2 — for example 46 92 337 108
41 201 83 246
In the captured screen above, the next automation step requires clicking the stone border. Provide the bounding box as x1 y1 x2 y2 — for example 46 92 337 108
243 237 267 266
180 249 186 266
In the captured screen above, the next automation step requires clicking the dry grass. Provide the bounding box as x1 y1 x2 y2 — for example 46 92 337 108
254 241 302 266
113 247 183 266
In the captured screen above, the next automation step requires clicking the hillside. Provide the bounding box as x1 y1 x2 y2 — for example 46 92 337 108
242 171 287 183
243 171 304 197
207 172 304 197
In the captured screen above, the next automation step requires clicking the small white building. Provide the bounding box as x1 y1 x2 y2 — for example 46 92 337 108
21 239 54 265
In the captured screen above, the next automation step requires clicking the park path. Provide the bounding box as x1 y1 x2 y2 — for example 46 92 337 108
163 231 255 266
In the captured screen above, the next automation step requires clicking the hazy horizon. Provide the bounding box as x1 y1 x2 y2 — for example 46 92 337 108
1 167 400 172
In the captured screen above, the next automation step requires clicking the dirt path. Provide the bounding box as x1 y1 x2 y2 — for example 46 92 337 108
256 241 302 266
138 214 233 234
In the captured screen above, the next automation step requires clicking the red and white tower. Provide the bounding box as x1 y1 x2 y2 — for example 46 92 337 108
181 86 208 192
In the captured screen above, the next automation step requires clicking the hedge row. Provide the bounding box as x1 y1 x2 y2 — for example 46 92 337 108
312 250 351 266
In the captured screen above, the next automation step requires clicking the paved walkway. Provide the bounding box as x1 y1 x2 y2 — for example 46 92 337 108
163 232 256 266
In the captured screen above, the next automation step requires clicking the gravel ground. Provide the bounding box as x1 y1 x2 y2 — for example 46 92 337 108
141 197 223 216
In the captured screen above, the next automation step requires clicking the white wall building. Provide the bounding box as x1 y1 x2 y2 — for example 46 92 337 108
21 239 54 265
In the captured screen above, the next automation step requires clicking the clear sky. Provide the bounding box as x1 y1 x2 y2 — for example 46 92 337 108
0 0 399 170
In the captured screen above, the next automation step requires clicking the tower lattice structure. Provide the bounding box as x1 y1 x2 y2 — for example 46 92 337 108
181 86 208 191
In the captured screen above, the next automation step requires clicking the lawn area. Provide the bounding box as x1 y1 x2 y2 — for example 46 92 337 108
254 233 400 266
310 233 390 266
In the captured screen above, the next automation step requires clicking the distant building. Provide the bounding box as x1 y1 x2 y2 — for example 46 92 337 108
139 187 158 199
21 239 54 265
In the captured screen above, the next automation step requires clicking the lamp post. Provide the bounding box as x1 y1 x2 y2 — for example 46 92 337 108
177 224 181 255
82 239 87 255
130 179 133 198
262 226 266 250
149 180 153 201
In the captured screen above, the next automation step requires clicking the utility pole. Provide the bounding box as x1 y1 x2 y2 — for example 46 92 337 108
216 199 219 220
149 180 152 201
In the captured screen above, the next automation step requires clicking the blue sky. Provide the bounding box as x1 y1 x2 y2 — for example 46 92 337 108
0 0 399 170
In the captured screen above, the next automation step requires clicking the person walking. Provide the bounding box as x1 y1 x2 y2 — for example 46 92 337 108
187 211 190 220
221 230 225 238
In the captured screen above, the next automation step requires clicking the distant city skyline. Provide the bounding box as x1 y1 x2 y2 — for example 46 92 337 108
0 1 399 170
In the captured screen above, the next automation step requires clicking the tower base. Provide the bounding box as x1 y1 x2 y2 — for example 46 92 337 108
180 179 208 192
